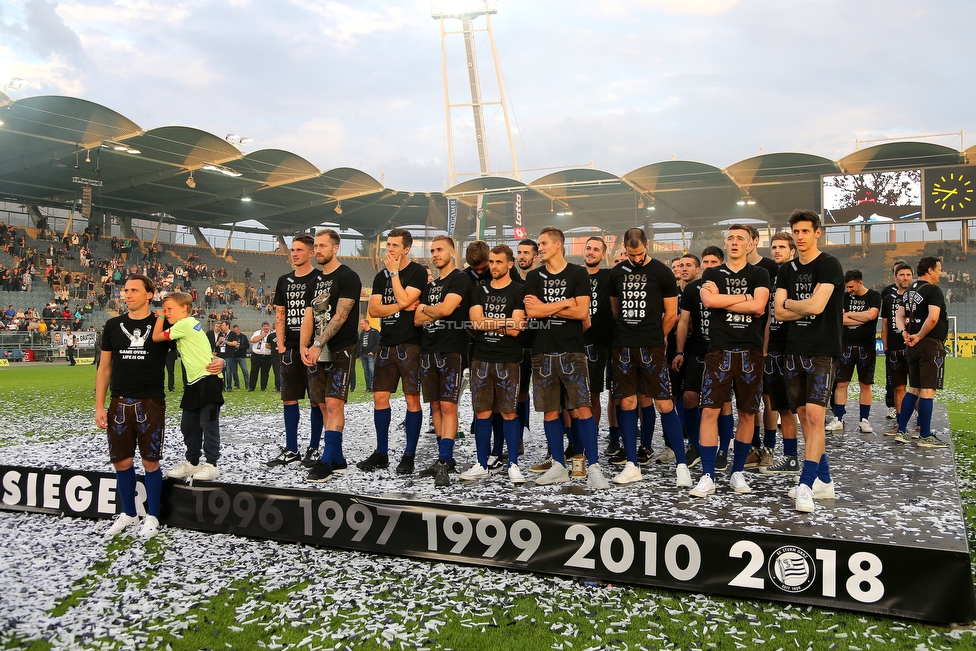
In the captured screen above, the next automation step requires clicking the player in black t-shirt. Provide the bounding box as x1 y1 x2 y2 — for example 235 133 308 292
581 236 614 476
774 210 845 513
608 228 691 488
515 239 538 443
894 257 949 447
524 226 610 489
690 225 770 498
880 263 913 430
300 229 362 483
672 250 727 469
745 223 781 467
467 244 528 483
360 228 427 473
268 235 328 468
415 236 473 486
831 269 881 433
760 231 802 474
96 274 223 539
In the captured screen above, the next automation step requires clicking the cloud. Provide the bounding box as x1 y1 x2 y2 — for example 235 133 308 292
0 0 86 65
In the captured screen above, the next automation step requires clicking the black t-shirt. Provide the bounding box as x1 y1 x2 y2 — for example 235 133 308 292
231 330 248 358
777 252 844 358
524 263 590 355
512 271 535 350
766 265 790 354
701 263 769 352
315 264 362 351
881 286 906 352
609 258 678 348
679 278 710 357
100 313 170 399
584 267 613 346
465 266 492 287
902 280 948 342
842 288 881 347
420 268 472 353
214 328 233 358
273 269 326 348
371 261 427 347
471 280 526 363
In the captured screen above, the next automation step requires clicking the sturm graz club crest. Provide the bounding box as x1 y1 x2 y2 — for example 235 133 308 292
768 545 816 593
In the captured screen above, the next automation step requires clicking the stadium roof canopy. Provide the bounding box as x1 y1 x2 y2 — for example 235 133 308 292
0 94 971 238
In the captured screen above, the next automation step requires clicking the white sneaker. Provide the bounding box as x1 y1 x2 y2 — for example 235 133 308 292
794 483 815 513
789 478 835 500
586 464 611 490
192 463 220 481
139 515 159 539
886 407 897 420
858 418 873 433
655 447 676 464
535 462 570 486
460 463 490 481
508 464 526 484
824 416 843 431
689 474 715 498
675 463 693 488
105 513 138 537
730 471 751 494
612 461 642 485
166 460 198 479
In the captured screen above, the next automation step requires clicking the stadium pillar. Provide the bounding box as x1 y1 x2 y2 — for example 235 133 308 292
963 221 969 254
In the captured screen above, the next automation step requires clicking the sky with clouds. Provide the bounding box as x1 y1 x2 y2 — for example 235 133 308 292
1 0 973 193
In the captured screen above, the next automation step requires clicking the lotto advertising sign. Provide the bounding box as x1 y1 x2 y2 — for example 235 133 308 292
2 466 972 624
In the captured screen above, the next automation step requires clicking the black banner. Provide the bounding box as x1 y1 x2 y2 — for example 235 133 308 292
2 466 973 624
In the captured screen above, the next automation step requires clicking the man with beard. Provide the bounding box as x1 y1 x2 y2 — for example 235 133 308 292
881 263 913 433
415 236 472 486
577 236 613 479
301 229 361 482
465 244 527 483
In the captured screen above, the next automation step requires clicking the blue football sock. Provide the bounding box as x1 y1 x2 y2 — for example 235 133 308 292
764 428 777 450
475 417 491 468
309 406 323 449
752 424 762 448
700 445 717 479
818 453 831 484
640 405 656 448
374 407 391 455
283 403 300 453
784 437 798 457
438 436 455 462
404 409 422 456
144 468 162 518
799 459 819 488
322 430 342 466
504 417 521 466
116 466 137 517
619 408 639 464
917 398 934 438
833 402 846 421
898 394 918 433
732 440 752 473
859 404 871 421
718 413 734 455
684 406 701 450
578 416 599 466
491 413 505 456
660 409 686 464
543 419 564 463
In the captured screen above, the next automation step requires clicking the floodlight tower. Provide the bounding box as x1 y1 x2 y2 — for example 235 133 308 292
431 1 520 187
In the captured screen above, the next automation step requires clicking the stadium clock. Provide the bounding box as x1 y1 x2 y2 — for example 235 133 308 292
925 166 976 217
